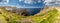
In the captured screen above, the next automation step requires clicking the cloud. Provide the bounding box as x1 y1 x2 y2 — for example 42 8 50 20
57 0 60 1
24 0 33 4
38 0 41 3
19 0 24 1
6 0 9 3
24 0 40 4
24 0 43 4
45 0 53 2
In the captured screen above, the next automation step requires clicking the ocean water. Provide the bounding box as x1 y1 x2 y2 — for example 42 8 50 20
26 8 43 15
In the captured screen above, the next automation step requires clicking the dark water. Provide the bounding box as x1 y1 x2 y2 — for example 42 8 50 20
16 8 43 16
24 8 43 15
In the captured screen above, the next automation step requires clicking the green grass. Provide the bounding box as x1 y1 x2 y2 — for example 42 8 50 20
0 8 58 23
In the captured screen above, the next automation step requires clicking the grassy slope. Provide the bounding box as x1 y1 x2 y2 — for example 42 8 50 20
0 7 59 23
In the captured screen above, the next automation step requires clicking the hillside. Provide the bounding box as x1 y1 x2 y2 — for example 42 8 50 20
0 6 59 23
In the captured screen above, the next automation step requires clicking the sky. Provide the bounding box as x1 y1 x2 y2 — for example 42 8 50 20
18 0 45 8
0 0 46 8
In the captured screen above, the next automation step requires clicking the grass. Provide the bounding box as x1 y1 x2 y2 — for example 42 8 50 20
0 8 59 23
